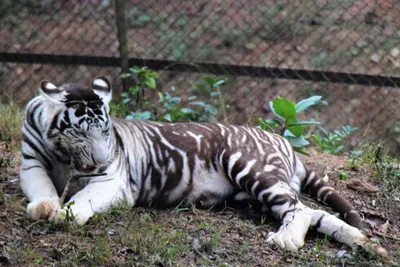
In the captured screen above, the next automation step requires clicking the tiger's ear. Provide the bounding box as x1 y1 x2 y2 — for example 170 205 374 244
91 76 112 103
39 80 66 103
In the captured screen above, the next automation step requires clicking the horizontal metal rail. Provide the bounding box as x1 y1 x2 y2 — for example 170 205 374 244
1 52 399 88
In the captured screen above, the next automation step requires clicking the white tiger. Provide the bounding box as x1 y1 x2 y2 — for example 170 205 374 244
20 77 386 255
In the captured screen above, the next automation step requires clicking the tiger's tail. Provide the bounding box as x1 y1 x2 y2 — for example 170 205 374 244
301 169 364 231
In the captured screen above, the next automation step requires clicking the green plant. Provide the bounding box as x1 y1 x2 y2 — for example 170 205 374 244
61 200 76 222
256 95 322 154
78 238 111 265
311 125 357 154
111 66 227 123
346 143 400 192
111 66 159 118
338 171 348 180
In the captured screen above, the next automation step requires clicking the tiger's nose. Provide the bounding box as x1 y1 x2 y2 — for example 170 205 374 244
91 153 108 165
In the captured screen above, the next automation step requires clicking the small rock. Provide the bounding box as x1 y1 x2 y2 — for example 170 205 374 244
192 238 201 250
377 220 389 234
261 231 267 237
31 227 48 235
370 53 382 63
390 48 400 57
107 228 117 235
336 250 347 257
245 42 257 50
366 218 377 228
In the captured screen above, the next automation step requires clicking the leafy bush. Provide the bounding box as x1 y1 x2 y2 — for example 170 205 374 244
256 96 322 154
311 125 357 154
111 66 227 122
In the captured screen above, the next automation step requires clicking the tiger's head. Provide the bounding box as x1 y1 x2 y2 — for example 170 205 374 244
40 77 113 173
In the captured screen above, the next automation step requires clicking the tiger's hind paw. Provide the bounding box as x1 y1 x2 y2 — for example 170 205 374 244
266 229 305 252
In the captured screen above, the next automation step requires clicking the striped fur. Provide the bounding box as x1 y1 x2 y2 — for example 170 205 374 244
20 77 386 254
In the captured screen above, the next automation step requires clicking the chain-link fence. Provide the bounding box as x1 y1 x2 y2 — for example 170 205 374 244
1 0 400 153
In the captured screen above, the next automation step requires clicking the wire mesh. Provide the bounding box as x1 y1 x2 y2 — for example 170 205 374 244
0 0 399 153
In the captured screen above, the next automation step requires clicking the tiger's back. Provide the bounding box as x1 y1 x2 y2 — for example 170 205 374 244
113 120 301 208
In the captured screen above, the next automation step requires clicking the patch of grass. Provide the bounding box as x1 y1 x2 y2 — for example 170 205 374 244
3 244 43 266
0 100 23 174
78 238 111 265
119 221 189 266
346 142 400 192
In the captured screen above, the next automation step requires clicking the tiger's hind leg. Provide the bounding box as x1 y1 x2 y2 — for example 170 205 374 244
221 153 312 251
235 173 313 251
261 182 312 252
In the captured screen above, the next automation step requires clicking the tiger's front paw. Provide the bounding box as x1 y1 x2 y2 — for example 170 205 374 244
27 197 61 221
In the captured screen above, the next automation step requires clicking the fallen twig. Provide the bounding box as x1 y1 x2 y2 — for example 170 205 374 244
59 165 107 204
373 231 400 241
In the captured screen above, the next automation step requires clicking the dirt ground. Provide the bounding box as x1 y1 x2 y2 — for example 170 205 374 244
0 151 399 266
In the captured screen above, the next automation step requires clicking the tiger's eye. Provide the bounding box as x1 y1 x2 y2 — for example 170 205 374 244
71 103 81 109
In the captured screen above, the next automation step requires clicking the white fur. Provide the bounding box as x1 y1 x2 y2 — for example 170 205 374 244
44 82 57 90
267 202 312 252
235 159 256 184
189 156 235 206
92 78 108 89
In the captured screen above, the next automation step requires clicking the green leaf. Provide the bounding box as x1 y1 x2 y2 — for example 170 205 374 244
180 108 195 114
144 77 156 89
212 78 226 87
270 97 296 121
129 66 144 73
283 129 296 138
189 101 206 107
286 118 303 137
164 114 172 122
158 92 164 102
202 76 215 87
210 92 218 97
286 136 310 148
205 104 218 115
129 86 140 94
293 147 310 156
260 118 282 127
338 171 348 180
126 111 152 120
257 118 281 132
121 73 132 78
288 120 321 126
295 96 322 112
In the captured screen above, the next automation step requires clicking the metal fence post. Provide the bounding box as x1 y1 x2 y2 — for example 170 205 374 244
114 0 129 93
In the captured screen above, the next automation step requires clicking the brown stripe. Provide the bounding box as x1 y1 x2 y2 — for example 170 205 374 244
302 169 364 231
